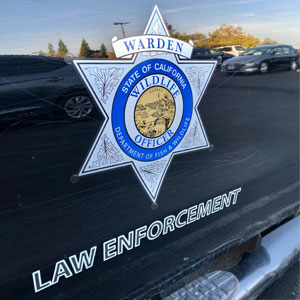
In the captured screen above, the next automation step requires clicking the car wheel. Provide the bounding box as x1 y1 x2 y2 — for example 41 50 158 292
290 61 297 71
216 55 222 64
62 95 94 120
259 62 269 74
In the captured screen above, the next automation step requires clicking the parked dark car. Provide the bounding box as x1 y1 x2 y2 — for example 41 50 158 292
0 55 93 123
191 48 234 65
221 44 299 74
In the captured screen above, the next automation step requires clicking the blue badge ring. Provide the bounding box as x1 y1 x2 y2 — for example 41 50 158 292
112 59 192 162
124 75 182 149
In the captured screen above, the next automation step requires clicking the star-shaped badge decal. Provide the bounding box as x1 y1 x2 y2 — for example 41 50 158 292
72 6 216 206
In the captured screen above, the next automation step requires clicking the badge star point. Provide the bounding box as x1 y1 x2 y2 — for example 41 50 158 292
73 6 216 204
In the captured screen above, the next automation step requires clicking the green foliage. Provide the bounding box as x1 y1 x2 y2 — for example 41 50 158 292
99 43 108 58
48 43 55 56
57 39 68 57
79 38 91 57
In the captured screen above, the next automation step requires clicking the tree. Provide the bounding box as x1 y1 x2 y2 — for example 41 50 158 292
165 21 175 35
48 43 55 56
57 39 68 57
262 37 277 45
167 22 208 47
79 38 91 57
242 34 261 49
99 43 108 58
170 31 190 43
107 51 116 59
207 24 260 49
166 23 261 50
190 33 208 48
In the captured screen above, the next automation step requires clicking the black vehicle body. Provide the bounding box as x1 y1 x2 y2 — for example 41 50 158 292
221 45 299 74
0 55 93 123
0 3 299 300
191 48 234 65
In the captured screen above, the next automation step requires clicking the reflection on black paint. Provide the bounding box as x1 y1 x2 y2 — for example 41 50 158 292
0 55 95 130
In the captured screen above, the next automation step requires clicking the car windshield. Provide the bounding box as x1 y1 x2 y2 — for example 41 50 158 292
235 46 245 51
241 48 270 56
210 49 221 54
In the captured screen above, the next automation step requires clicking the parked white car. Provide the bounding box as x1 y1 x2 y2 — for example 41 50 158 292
216 45 245 56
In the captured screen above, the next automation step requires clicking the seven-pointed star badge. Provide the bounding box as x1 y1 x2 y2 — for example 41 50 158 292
72 6 216 206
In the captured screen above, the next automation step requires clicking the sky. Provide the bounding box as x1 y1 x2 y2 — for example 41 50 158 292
0 0 299 55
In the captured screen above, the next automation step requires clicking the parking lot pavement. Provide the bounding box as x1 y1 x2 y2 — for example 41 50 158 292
257 261 300 300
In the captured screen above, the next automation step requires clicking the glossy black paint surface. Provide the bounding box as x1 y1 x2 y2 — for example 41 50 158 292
0 55 92 122
1 4 299 300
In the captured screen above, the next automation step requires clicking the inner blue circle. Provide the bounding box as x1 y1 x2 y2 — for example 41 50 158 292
112 59 192 162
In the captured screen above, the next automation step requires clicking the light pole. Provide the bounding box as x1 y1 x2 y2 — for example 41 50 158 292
113 22 130 38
